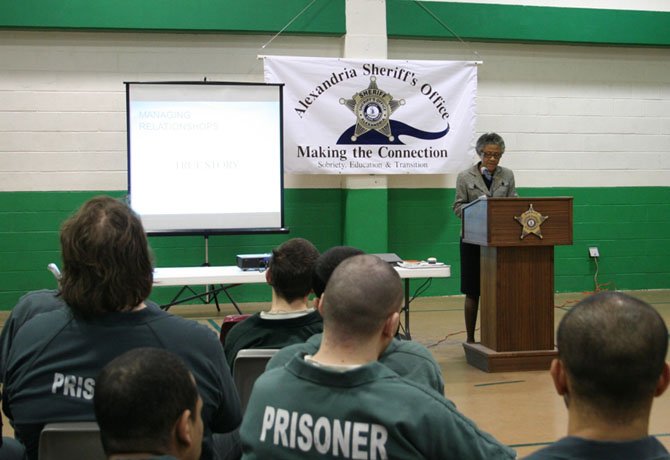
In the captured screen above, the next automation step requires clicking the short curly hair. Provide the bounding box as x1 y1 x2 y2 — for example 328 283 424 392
475 132 506 157
557 291 668 419
312 246 364 298
268 238 319 303
95 348 198 455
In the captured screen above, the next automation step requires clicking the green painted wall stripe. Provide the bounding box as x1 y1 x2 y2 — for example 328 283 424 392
387 1 670 46
0 0 345 34
3 1 668 46
343 188 389 253
0 189 345 309
1 186 669 310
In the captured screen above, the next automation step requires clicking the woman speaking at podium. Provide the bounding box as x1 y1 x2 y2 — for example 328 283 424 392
453 133 518 343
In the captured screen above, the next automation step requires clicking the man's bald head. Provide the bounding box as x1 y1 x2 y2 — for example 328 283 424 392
321 255 403 339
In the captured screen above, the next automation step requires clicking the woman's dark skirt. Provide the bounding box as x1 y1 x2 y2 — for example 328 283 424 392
460 239 480 297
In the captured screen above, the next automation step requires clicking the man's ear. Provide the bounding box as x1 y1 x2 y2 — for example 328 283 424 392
265 270 272 285
175 409 194 448
655 362 670 397
382 311 400 340
550 358 568 396
315 295 325 315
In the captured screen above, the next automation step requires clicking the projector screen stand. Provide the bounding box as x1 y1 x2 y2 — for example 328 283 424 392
161 235 243 314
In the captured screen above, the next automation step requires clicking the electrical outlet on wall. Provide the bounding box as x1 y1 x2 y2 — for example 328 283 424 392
588 247 600 258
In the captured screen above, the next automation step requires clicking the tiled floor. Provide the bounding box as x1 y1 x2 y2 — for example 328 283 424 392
2 289 669 458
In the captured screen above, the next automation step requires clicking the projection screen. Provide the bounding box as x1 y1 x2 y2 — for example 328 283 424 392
126 82 285 235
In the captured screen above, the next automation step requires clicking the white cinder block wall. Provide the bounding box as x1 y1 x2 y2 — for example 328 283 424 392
0 31 344 191
388 40 670 189
1 30 668 192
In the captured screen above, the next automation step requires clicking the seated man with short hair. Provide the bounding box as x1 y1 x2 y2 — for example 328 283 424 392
267 246 444 394
525 291 670 460
95 348 203 460
240 255 515 459
223 238 321 369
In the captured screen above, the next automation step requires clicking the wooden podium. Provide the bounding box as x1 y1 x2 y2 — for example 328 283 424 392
462 197 573 372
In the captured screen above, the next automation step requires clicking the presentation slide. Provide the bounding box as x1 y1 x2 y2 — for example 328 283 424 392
126 83 284 235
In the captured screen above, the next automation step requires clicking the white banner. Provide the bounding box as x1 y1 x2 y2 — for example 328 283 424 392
264 56 478 174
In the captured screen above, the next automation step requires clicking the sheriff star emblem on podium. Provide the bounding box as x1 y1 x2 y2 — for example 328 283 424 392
514 204 548 239
339 76 405 142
